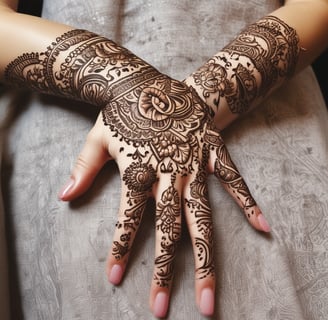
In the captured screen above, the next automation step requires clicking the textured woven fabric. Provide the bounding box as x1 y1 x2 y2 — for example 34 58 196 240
1 1 328 319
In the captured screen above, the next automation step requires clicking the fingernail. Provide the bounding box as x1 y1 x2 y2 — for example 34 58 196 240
108 264 123 285
257 214 271 232
58 178 75 200
199 288 214 316
153 291 169 318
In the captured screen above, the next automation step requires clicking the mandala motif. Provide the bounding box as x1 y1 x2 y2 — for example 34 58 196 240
103 77 206 146
123 162 157 193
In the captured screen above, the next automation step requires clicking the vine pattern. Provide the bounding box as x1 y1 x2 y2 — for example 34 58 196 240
191 15 300 114
3 20 290 286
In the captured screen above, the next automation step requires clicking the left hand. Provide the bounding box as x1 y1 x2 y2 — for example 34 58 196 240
4 26 270 317
59 75 270 318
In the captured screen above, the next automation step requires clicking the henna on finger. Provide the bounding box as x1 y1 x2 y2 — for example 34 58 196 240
154 176 182 288
185 145 215 280
113 155 157 261
4 26 268 315
214 139 256 211
204 127 267 229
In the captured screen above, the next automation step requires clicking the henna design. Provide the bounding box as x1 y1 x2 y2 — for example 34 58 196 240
205 127 257 220
5 28 261 291
114 152 156 260
185 145 215 279
123 161 157 193
154 179 181 287
192 60 233 109
5 30 148 105
191 16 300 114
112 236 130 260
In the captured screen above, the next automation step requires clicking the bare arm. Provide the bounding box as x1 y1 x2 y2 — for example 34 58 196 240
185 0 328 129
0 0 17 10
0 1 73 80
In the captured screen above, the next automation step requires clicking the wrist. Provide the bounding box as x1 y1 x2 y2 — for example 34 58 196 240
185 15 300 130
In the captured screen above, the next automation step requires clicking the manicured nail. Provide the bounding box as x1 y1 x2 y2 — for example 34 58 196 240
108 264 123 285
153 291 169 318
257 214 271 232
58 178 75 200
199 288 214 316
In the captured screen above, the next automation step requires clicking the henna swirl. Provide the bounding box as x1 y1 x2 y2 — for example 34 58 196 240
155 182 181 287
4 26 263 298
123 162 157 193
191 15 300 114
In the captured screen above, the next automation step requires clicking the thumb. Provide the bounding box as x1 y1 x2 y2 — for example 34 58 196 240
58 125 111 201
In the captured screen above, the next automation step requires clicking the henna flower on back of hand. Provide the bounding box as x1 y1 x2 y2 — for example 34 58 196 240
123 162 157 193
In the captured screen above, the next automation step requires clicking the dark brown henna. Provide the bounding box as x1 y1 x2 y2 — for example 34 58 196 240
185 147 215 279
205 127 257 221
191 16 300 114
4 28 256 289
154 178 181 287
5 30 215 282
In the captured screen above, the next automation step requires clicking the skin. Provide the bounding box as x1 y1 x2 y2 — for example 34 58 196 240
2 27 266 317
185 0 328 129
1 0 328 318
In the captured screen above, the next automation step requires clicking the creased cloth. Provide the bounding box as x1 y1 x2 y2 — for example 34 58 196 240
1 0 328 319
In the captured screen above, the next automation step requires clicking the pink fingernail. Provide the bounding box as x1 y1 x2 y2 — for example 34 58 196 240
58 178 75 200
199 288 214 316
153 291 169 318
257 214 271 232
108 264 123 285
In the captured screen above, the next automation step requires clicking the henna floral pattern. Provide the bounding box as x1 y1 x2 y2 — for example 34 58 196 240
4 18 294 294
5 29 213 284
155 179 181 287
185 146 215 279
192 60 233 108
123 162 157 193
190 15 300 114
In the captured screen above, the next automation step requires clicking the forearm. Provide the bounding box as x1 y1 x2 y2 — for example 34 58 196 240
0 4 163 107
185 0 328 130
0 7 73 80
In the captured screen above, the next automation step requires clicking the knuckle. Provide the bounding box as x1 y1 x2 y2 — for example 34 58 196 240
75 155 92 171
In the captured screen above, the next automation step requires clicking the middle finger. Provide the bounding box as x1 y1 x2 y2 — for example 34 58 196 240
150 174 182 318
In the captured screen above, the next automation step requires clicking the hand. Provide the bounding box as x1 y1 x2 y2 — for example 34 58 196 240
5 29 270 318
51 30 270 318
61 86 270 317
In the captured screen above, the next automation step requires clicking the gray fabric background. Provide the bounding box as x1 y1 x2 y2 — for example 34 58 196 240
1 0 328 319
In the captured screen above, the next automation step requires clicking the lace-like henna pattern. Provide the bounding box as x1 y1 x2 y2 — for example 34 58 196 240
191 16 300 114
4 29 257 288
5 29 149 105
185 144 215 280
215 147 256 209
154 178 181 287
205 127 257 220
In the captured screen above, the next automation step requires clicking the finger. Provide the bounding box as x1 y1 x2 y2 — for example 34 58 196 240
58 115 111 201
150 176 182 318
106 185 148 285
183 170 216 317
211 138 271 233
107 158 157 285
